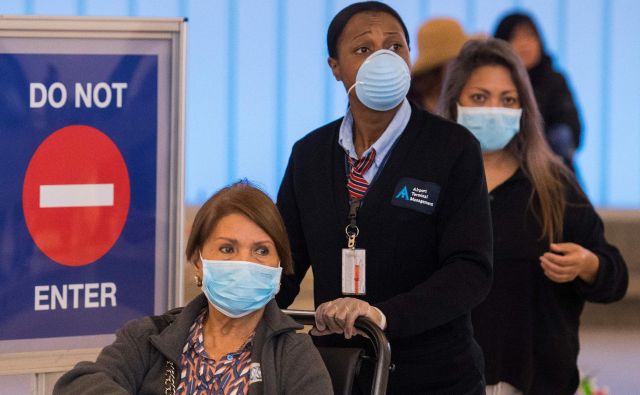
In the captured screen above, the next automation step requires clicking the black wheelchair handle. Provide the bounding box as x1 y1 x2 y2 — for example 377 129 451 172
282 309 391 395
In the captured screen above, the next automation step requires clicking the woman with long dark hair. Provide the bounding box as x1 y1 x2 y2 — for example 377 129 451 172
440 38 628 395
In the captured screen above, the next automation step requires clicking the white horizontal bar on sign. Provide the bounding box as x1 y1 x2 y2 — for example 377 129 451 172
40 184 114 208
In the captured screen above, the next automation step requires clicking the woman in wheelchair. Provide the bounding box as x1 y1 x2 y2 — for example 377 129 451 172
54 181 332 395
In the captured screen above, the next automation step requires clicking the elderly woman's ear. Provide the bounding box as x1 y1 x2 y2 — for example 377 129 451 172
191 254 203 287
191 254 201 269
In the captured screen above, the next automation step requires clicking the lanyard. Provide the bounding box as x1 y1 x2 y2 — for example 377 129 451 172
345 199 361 249
342 134 402 248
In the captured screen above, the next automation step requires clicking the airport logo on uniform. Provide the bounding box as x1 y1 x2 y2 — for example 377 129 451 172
391 177 440 215
395 186 410 200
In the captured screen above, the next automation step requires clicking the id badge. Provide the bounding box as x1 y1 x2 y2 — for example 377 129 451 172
342 248 366 295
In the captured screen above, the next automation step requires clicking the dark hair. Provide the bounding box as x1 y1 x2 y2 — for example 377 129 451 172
407 65 446 111
186 180 294 275
327 1 410 59
494 12 543 47
439 38 574 242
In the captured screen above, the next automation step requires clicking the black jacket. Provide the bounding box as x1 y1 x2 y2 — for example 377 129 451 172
472 169 628 394
529 55 582 151
276 106 493 394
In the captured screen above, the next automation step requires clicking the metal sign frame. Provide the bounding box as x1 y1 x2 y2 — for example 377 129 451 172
0 15 186 375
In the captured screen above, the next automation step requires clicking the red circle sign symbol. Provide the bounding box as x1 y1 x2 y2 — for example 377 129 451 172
22 125 130 266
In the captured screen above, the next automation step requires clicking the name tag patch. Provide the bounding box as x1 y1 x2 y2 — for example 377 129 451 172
391 177 440 214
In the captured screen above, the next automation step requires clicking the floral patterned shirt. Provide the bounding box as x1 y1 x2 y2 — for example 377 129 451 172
176 310 254 395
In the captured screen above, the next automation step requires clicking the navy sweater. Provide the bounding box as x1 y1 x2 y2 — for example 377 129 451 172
276 106 493 393
472 169 628 394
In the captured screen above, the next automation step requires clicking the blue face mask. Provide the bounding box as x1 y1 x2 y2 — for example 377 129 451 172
456 104 523 152
348 49 411 112
200 254 282 318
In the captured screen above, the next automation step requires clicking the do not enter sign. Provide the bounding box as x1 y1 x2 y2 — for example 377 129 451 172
22 125 130 266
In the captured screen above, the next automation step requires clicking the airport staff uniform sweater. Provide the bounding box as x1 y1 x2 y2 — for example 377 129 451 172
276 105 493 394
472 169 628 395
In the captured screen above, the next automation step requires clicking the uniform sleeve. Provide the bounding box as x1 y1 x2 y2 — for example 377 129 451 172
276 147 312 308
53 318 154 395
564 187 628 303
375 136 493 339
279 334 333 395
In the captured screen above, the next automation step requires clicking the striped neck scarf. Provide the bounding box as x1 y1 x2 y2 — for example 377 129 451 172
346 148 376 200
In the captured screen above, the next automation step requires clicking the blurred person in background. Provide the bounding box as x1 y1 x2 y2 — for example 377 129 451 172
440 38 628 395
408 18 469 112
54 182 332 395
495 12 582 171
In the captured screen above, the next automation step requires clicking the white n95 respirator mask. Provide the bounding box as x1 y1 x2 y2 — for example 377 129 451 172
348 49 411 112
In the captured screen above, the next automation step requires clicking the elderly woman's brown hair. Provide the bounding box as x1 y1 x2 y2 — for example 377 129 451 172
439 38 575 242
186 180 294 275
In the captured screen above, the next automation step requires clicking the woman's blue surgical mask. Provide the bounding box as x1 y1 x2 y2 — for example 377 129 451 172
348 49 411 112
200 254 282 318
457 104 523 152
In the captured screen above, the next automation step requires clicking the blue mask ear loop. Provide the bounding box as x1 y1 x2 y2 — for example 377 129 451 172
196 251 205 288
347 81 360 97
275 261 282 293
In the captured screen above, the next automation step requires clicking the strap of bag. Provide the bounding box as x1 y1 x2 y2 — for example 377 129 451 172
164 360 176 395
151 314 176 394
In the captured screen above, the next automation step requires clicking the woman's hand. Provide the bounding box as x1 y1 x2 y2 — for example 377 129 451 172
310 298 384 339
540 242 600 284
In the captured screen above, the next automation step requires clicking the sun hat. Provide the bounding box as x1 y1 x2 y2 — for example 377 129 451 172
412 18 469 76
